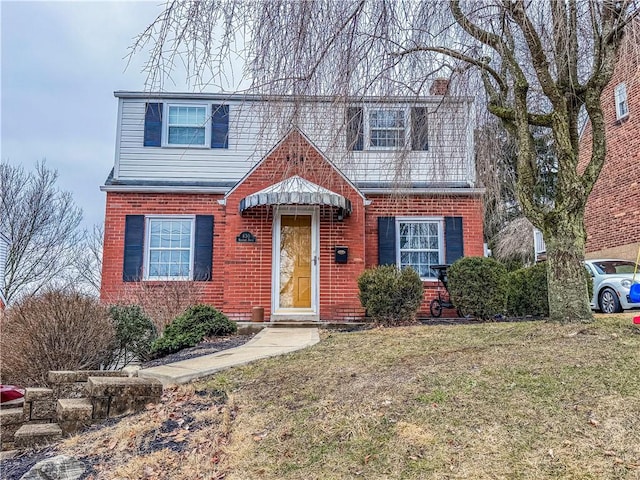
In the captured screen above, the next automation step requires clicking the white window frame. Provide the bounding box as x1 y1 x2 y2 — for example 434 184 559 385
614 83 629 120
366 107 409 150
144 215 196 281
164 103 210 148
396 217 444 281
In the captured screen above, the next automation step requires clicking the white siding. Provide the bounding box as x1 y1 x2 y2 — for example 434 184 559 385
114 96 475 186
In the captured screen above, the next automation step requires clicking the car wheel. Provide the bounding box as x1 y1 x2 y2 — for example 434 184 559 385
430 299 442 318
599 288 622 314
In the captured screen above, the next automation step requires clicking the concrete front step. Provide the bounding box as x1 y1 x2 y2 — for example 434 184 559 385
87 376 163 398
24 388 54 401
1 407 26 448
14 423 62 448
268 321 322 328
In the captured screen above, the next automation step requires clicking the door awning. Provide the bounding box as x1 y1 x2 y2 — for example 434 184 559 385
239 175 352 215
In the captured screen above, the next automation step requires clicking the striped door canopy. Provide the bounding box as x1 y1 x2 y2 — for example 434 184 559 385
239 175 351 215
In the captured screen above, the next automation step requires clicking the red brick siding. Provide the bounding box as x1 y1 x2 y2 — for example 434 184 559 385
100 193 227 306
223 131 367 321
101 131 485 321
579 50 640 256
364 195 484 317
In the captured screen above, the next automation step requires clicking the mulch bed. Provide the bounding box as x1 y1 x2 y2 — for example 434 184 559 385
141 334 255 368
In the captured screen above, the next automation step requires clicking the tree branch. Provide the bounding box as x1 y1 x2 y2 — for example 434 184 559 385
391 45 507 91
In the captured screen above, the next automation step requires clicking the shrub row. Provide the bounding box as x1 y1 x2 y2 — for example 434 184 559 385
449 258 591 319
447 257 550 319
505 262 549 317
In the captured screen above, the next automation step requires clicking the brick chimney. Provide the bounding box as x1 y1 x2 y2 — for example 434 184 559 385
430 78 450 96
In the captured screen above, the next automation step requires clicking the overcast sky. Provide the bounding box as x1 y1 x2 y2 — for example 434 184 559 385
1 1 193 228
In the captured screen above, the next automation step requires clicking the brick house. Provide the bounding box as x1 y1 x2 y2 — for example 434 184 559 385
100 87 484 322
579 47 639 261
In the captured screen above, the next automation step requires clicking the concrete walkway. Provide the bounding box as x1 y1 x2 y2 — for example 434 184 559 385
137 327 320 386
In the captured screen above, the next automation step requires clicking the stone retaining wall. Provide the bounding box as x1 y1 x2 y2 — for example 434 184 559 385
0 370 162 450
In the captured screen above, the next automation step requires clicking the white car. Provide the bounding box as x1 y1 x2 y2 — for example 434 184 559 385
584 259 640 313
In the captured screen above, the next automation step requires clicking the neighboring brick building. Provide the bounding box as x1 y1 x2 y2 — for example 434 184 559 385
100 90 484 321
579 46 639 261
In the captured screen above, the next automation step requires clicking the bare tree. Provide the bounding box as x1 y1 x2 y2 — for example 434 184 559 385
0 161 83 303
132 0 639 322
71 224 104 296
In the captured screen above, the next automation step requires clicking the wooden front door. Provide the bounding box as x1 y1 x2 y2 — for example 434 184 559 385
278 215 312 308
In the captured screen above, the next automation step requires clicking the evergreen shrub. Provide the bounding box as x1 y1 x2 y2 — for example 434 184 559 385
108 304 158 364
358 265 424 326
448 257 508 320
506 262 549 317
151 304 236 356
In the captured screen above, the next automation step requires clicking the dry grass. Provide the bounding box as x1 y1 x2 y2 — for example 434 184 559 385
51 314 640 479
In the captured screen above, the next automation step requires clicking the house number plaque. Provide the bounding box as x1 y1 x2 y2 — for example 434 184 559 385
236 231 257 243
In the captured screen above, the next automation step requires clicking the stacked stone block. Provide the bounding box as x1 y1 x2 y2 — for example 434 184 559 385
23 388 56 423
0 407 25 450
87 376 163 418
48 370 128 399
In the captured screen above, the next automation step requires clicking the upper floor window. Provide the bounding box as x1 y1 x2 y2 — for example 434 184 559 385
369 109 406 149
143 102 229 149
167 105 207 146
614 83 629 120
347 106 428 151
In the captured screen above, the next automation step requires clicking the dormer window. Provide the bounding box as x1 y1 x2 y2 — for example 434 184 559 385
167 105 207 146
614 83 629 120
143 102 229 149
346 106 429 151
368 109 407 149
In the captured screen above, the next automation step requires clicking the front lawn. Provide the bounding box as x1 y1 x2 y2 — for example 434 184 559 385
27 314 640 479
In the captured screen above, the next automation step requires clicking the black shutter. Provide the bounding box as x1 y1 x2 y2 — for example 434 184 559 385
143 103 163 147
346 107 364 151
445 217 464 264
411 107 429 150
211 105 229 149
378 217 396 266
193 215 214 281
123 215 145 281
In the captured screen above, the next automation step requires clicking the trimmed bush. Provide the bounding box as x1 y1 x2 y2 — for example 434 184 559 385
506 262 549 317
108 305 158 365
358 265 424 326
448 257 508 320
0 290 115 387
151 304 237 356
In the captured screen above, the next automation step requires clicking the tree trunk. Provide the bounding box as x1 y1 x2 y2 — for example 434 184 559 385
544 212 592 323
